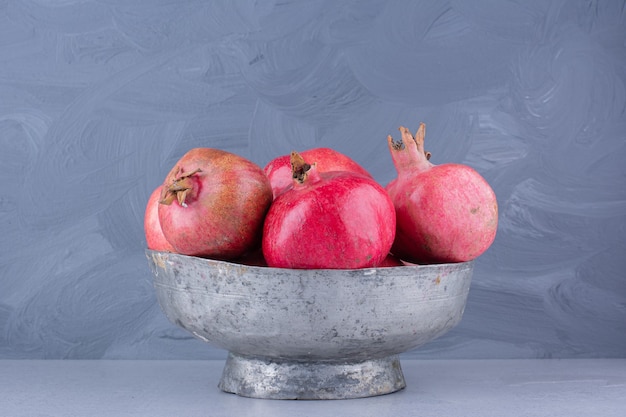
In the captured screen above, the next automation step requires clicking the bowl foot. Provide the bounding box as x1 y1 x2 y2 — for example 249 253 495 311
218 352 406 400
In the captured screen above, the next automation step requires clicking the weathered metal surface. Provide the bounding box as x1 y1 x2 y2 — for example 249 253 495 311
146 250 473 399
218 352 406 400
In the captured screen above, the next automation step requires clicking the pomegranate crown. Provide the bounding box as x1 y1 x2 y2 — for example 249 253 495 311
290 151 312 184
159 166 202 207
388 123 431 161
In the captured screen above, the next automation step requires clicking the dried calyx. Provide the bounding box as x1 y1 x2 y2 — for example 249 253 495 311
159 167 202 207
388 123 432 161
290 151 312 184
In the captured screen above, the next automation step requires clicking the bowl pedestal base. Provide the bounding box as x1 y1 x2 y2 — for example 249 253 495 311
218 352 406 400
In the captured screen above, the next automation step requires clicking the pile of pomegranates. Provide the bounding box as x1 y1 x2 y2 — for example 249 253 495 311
144 123 498 269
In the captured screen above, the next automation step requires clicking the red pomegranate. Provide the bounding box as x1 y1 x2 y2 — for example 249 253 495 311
264 147 372 199
386 123 498 264
158 148 273 259
144 186 176 252
377 253 404 267
262 152 396 269
233 248 267 267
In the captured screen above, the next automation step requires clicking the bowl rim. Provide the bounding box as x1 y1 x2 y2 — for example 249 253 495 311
145 249 474 274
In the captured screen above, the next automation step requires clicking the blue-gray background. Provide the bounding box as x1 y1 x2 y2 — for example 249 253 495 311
1 0 625 360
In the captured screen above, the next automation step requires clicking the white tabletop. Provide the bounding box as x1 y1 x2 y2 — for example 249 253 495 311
2 359 625 417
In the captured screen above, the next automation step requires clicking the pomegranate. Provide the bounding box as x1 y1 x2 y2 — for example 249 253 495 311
262 152 396 269
264 147 372 199
233 248 267 267
158 148 273 259
144 186 176 252
378 253 404 267
386 123 498 264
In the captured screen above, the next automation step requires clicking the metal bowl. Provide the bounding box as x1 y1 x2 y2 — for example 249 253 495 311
146 249 473 400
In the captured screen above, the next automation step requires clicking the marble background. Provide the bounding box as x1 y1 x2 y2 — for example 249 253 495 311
1 0 624 359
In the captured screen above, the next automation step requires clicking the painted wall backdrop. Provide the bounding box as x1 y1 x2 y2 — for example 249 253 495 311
1 0 625 360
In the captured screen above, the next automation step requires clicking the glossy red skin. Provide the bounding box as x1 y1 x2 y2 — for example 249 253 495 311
144 186 176 252
262 169 396 269
264 148 372 199
387 163 498 264
158 148 273 259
